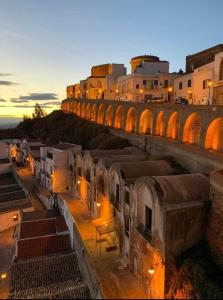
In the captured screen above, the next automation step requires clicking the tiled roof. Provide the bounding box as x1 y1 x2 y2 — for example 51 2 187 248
17 234 71 260
0 158 10 164
0 184 21 195
22 209 60 222
56 216 68 233
20 219 56 239
0 173 17 186
0 190 26 203
52 143 78 150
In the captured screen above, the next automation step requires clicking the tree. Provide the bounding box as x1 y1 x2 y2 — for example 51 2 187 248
32 103 46 119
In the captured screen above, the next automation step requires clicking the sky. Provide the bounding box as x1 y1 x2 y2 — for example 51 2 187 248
0 0 223 119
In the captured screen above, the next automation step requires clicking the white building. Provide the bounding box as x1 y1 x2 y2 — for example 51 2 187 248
40 143 81 193
174 44 223 105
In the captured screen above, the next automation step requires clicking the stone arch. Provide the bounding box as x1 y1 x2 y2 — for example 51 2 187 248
81 103 85 118
166 112 180 139
105 105 113 126
85 103 91 119
73 102 77 114
182 113 201 145
91 104 97 121
155 111 165 136
114 105 124 129
205 118 223 151
76 102 81 116
97 104 105 124
125 107 137 133
219 58 223 81
139 109 153 135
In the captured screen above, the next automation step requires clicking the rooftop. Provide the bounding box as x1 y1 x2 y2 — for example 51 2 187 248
17 234 71 261
22 209 60 222
52 143 80 150
0 158 10 164
0 190 26 203
0 173 17 187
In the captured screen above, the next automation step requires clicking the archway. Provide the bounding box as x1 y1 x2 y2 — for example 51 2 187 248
91 104 97 121
205 118 223 151
97 104 105 124
86 103 91 119
72 102 77 114
139 109 153 135
76 103 81 116
183 113 201 145
114 105 124 129
125 107 137 133
105 105 113 126
166 112 179 139
155 111 165 136
81 103 85 118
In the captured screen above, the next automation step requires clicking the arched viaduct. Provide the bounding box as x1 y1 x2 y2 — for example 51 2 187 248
62 98 223 153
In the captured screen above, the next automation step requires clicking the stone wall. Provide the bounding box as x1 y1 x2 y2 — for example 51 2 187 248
206 170 223 266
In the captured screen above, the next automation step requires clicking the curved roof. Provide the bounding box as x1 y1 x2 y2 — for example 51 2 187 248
110 160 173 180
130 55 159 62
137 174 209 205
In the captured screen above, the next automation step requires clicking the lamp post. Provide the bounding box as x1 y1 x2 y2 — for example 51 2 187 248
207 80 212 106
168 87 173 103
140 88 144 102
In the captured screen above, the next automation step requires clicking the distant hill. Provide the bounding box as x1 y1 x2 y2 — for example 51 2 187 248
0 110 130 150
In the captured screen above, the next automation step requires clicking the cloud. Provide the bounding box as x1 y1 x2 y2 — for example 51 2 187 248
10 98 30 103
43 101 61 106
0 80 19 86
0 98 7 102
0 73 12 76
14 92 58 101
13 104 53 109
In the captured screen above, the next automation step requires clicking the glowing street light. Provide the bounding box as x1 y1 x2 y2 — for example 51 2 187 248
96 202 101 207
207 80 213 106
77 180 81 184
148 267 155 275
1 272 7 280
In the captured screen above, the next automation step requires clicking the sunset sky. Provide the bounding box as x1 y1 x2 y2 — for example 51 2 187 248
0 0 223 118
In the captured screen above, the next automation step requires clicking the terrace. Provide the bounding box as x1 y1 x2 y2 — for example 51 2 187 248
60 193 146 299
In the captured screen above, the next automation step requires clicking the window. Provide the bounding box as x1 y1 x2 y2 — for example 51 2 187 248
188 79 192 87
179 82 183 89
78 167 82 176
154 80 159 87
203 80 206 89
145 206 152 232
136 84 139 89
164 80 168 88
124 215 130 237
143 80 147 85
125 190 130 205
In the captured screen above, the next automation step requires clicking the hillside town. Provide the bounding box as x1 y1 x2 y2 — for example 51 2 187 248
0 44 223 299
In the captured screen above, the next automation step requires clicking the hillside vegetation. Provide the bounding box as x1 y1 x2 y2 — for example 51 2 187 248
0 110 130 150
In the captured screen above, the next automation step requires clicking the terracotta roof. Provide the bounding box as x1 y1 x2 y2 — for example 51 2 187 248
0 190 26 203
56 216 68 233
0 173 17 186
17 234 71 260
20 219 56 239
22 209 60 222
52 143 79 150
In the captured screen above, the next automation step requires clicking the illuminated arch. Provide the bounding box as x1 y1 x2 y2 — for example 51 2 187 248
183 113 201 145
105 105 113 126
205 118 223 151
125 107 137 133
114 105 124 129
81 103 85 118
72 102 77 114
91 104 97 121
97 104 105 124
155 111 165 136
139 109 153 135
85 103 91 119
166 112 179 139
76 103 81 116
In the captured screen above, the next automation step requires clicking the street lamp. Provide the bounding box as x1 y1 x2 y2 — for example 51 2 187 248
168 87 173 103
207 80 212 106
140 88 144 101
